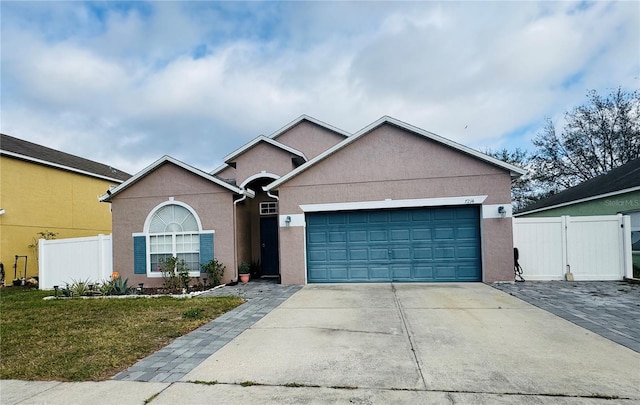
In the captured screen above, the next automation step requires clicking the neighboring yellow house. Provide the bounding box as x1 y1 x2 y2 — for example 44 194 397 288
0 134 130 285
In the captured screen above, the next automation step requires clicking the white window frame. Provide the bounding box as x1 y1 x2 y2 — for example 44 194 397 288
143 199 204 278
260 201 278 215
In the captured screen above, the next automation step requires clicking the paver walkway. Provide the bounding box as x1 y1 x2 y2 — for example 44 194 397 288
492 281 640 353
112 279 301 383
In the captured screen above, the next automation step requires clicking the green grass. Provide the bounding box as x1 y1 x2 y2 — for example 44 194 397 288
0 287 243 381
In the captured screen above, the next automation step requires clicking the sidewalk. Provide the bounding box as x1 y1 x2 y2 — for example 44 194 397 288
112 279 301 383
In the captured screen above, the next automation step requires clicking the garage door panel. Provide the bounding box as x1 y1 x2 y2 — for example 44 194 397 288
390 229 410 241
370 230 387 241
306 206 481 283
458 265 481 279
369 266 391 279
391 248 410 259
412 228 431 241
434 228 455 240
370 248 388 260
329 267 349 281
413 247 433 259
434 209 455 220
414 265 434 278
308 250 327 262
390 211 410 222
434 247 456 259
349 249 368 261
435 266 456 279
348 230 367 242
350 267 369 279
307 231 327 244
370 212 388 222
329 249 348 261
457 246 480 259
328 232 347 242
457 226 478 239
391 265 412 279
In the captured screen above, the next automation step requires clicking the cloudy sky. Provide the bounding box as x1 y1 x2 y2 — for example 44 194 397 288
1 1 638 175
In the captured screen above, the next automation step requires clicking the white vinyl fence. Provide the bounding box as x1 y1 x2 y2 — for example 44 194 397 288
39 234 113 289
513 215 633 281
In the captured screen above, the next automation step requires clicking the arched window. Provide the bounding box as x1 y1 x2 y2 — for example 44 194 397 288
133 200 214 277
147 204 202 274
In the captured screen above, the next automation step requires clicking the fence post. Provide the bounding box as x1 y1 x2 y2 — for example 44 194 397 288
621 215 633 279
561 216 569 279
38 238 46 289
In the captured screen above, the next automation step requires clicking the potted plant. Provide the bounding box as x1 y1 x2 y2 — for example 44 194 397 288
238 262 250 284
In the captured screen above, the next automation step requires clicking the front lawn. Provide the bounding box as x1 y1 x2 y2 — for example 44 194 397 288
0 287 243 381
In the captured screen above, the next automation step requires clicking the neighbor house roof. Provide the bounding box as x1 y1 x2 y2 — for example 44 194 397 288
1 133 131 182
517 157 640 215
265 116 527 191
100 155 252 203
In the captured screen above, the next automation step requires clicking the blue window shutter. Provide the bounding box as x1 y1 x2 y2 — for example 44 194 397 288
199 233 214 272
133 236 147 275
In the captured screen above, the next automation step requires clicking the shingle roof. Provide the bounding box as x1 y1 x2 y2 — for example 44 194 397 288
517 157 640 214
1 133 131 182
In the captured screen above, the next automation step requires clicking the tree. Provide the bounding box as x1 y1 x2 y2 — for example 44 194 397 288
485 148 537 212
531 87 640 193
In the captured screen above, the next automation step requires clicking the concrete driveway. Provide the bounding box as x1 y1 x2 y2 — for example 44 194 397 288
4 283 639 404
167 283 639 403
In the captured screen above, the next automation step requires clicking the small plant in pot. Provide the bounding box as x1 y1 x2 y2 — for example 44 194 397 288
238 262 250 284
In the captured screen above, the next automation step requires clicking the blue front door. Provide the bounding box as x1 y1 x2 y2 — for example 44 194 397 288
260 216 280 277
306 206 481 283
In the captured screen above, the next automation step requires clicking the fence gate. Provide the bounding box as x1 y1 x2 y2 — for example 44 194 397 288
513 215 632 281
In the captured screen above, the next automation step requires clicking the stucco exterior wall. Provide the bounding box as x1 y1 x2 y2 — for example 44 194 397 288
518 190 640 217
216 142 299 187
275 124 514 284
274 120 347 160
110 162 237 287
235 142 299 186
0 156 119 284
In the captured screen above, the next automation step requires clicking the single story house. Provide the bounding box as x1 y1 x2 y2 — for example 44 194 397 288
101 115 525 286
517 157 640 271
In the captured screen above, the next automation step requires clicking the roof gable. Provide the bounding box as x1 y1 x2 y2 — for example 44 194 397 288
101 155 249 202
1 133 131 182
266 116 526 190
517 157 640 215
269 115 350 140
219 136 306 166
211 115 349 176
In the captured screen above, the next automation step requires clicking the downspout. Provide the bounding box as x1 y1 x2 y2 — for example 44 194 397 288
232 194 248 283
266 189 279 201
232 187 255 282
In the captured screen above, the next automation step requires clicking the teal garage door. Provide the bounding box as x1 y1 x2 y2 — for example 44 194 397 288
306 206 481 283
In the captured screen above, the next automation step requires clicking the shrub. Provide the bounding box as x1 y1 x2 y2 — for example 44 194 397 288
110 276 129 295
159 256 191 292
65 278 92 297
200 259 226 287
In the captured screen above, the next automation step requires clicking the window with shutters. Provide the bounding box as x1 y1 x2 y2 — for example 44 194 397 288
134 200 214 277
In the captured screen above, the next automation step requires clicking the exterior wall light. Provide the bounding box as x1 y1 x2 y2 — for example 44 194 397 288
285 216 292 226
498 206 506 218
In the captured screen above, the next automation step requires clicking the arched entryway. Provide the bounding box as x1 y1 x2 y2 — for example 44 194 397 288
237 176 280 279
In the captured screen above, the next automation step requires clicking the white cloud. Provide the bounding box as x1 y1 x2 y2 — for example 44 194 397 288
1 1 638 175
